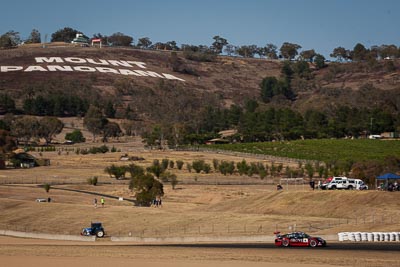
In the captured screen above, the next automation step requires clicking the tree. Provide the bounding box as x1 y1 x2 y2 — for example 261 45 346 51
102 122 122 142
51 27 80 42
0 94 15 114
104 164 127 179
147 159 164 178
280 42 302 60
10 116 40 145
260 77 279 102
43 183 51 193
38 117 64 145
108 32 133 46
26 29 41 43
293 60 311 79
352 43 368 61
65 129 85 143
224 44 236 56
314 54 326 69
379 44 398 59
137 37 152 49
211 35 228 54
192 160 205 173
235 45 258 58
237 159 250 175
0 129 16 155
142 125 164 149
300 49 316 62
104 101 116 118
0 31 21 48
330 46 351 62
264 43 278 59
83 106 107 141
129 172 164 206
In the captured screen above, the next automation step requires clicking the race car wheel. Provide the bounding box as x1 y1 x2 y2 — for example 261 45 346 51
96 230 104 238
282 239 290 247
309 239 318 247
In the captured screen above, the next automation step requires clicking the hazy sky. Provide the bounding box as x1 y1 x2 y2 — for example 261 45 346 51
1 0 399 57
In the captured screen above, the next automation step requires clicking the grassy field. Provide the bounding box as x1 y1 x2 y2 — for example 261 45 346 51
209 139 400 162
0 138 400 239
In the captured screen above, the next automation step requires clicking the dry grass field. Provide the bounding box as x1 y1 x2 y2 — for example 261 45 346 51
1 138 400 266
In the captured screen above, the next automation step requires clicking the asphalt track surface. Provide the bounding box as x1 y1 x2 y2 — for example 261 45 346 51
106 242 400 251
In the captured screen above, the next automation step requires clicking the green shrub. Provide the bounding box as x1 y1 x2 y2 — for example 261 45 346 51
186 163 192 173
104 164 127 179
219 161 235 175
212 159 219 171
203 163 211 174
192 160 205 173
169 160 174 169
65 129 86 143
161 159 169 170
43 183 51 193
87 176 98 185
176 160 184 170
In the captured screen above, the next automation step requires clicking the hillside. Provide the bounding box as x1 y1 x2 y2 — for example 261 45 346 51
1 45 400 125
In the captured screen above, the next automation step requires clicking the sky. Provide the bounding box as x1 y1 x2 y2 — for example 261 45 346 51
1 0 400 58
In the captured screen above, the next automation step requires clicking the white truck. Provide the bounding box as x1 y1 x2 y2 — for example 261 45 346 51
325 177 368 190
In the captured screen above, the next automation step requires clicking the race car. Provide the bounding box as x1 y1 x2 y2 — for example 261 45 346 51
274 231 326 247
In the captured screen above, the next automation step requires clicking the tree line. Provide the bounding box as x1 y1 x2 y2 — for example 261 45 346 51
2 28 400 61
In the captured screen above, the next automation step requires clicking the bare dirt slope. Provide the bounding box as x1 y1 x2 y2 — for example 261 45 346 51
1 46 399 121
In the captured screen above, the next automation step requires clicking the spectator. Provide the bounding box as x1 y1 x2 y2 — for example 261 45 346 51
309 180 315 190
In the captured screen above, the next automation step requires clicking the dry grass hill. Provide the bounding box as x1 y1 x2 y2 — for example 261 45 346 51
1 44 400 240
1 45 400 124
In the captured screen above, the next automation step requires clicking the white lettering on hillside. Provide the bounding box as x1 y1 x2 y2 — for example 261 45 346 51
126 61 147 69
96 67 120 74
73 66 96 72
0 66 23 72
86 58 110 65
24 66 48 72
2 57 185 81
35 57 63 63
48 65 73 71
119 69 142 76
162 73 186 81
65 57 87 64
135 70 164 78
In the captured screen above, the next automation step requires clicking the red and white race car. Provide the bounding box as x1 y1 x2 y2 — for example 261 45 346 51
274 231 327 247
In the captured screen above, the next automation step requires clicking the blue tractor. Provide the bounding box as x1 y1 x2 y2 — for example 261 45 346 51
81 222 105 238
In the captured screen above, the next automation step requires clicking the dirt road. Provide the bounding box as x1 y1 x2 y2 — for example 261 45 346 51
1 236 400 267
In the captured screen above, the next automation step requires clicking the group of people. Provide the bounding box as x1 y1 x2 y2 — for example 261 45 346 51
93 197 105 208
379 181 399 191
151 197 162 207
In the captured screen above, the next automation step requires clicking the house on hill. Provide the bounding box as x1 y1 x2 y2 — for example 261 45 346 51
206 129 238 145
6 149 50 168
71 33 89 46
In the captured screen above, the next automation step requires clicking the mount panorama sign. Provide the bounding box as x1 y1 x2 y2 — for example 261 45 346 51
0 57 185 82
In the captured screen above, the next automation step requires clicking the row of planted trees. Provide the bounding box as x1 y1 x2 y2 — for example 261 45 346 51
104 157 357 187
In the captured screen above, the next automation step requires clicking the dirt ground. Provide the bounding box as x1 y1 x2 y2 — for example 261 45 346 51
1 236 400 267
1 138 400 266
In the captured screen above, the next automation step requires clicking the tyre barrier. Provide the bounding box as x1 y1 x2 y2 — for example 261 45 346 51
338 232 400 242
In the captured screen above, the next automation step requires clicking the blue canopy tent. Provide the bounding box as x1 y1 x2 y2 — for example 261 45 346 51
376 173 400 190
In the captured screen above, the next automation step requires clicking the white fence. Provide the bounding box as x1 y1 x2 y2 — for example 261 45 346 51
338 232 400 242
